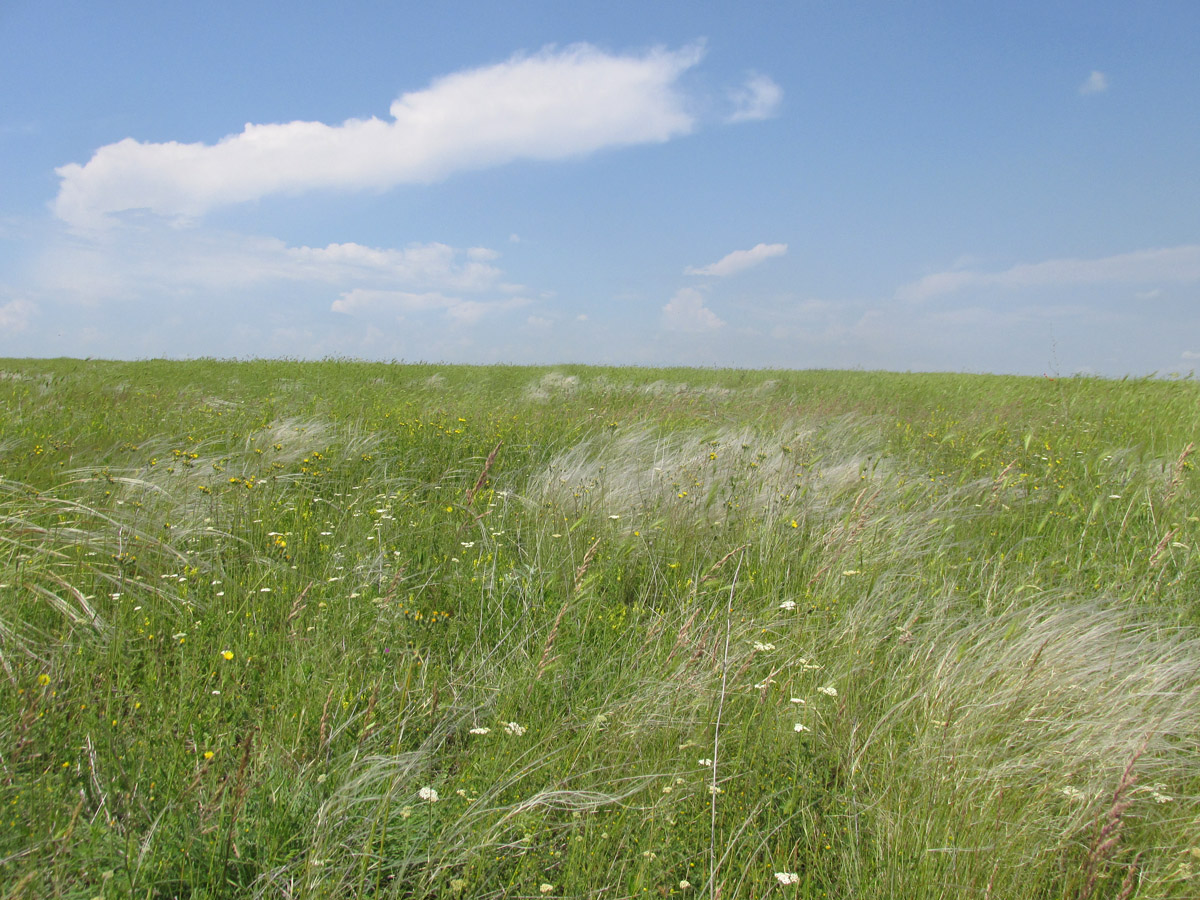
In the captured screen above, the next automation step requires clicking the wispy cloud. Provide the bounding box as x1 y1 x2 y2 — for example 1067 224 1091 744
895 245 1200 301
1079 70 1108 95
661 287 724 331
726 74 783 122
53 43 720 228
0 297 35 331
685 242 787 277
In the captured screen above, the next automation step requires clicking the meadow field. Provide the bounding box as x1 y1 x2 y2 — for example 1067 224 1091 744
0 358 1197 900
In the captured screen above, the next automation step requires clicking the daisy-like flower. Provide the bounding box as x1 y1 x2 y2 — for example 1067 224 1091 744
418 786 439 802
818 686 837 697
504 721 526 736
793 723 809 732
775 871 800 885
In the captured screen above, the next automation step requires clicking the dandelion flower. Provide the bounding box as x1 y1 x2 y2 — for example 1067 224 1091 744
221 650 234 661
504 721 526 736
775 872 800 885
418 786 439 802
818 686 837 697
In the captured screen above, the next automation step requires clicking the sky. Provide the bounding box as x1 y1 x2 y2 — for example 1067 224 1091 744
1 1 1198 376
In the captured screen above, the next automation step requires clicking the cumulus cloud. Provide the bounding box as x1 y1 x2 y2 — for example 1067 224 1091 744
1079 70 1109 94
661 287 724 331
54 43 710 228
685 242 787 277
727 74 783 122
895 245 1200 301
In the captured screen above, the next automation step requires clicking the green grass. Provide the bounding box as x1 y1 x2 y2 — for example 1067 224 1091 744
1 359 1197 899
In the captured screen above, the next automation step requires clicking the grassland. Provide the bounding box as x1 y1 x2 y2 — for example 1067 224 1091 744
0 358 1197 899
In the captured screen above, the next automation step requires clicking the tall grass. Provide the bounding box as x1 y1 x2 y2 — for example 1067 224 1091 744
0 360 1197 898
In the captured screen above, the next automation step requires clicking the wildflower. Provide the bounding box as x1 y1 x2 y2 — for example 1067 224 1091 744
790 697 805 705
469 727 490 735
775 872 800 885
222 650 234 661
504 721 526 736
679 880 692 890
400 806 413 819
794 723 809 732
450 878 468 892
753 641 776 652
818 686 837 697
37 674 50 686
779 599 796 610
708 784 723 794
540 884 554 895
203 750 214 760
418 786 439 802
699 758 713 767
842 569 860 576
608 514 620 519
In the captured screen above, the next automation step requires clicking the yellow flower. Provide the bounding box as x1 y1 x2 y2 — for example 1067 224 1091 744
37 673 50 686
204 750 214 760
222 650 234 661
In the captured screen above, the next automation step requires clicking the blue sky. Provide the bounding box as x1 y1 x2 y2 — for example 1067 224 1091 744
1 1 1197 375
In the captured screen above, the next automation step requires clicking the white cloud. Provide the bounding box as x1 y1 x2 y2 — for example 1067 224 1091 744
727 74 783 122
1182 350 1200 361
662 287 724 331
54 43 707 228
331 288 529 325
37 229 504 300
895 245 1200 301
685 242 787 277
0 298 34 331
1080 70 1109 95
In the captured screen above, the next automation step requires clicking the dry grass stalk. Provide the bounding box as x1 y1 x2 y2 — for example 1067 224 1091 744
536 602 570 681
1148 528 1176 568
699 543 750 585
1076 739 1147 900
1165 441 1194 502
991 458 1018 505
573 538 600 594
465 441 503 505
809 485 880 585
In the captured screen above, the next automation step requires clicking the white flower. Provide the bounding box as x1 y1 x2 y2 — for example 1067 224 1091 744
775 872 800 885
779 600 796 610
698 758 713 767
793 723 809 732
818 686 838 697
679 880 692 890
753 641 776 652
504 721 526 736
418 786 439 802
540 884 554 895
469 727 490 735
